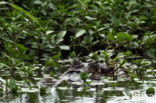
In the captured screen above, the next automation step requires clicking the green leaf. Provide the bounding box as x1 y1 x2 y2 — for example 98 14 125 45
85 16 97 20
145 48 156 58
15 43 28 53
56 30 67 43
75 29 86 38
59 45 70 50
108 34 114 42
116 32 134 45
0 1 8 5
0 78 6 84
33 0 42 4
0 63 8 69
48 2 56 10
9 3 40 25
146 87 155 95
46 30 54 35
52 52 61 59
80 72 89 81
82 35 93 45
102 51 109 60
143 34 156 46
70 51 76 58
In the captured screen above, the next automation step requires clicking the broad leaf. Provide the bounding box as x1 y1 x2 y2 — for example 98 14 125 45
116 32 134 45
52 52 61 59
85 16 97 20
0 63 8 69
56 30 67 43
59 45 70 50
9 3 40 25
145 48 156 58
15 43 28 53
75 29 86 38
46 30 54 35
0 1 8 5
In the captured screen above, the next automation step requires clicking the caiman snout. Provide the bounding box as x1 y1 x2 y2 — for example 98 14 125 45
40 58 117 87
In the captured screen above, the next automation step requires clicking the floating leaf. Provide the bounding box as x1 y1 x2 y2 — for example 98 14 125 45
146 87 155 95
80 72 89 81
75 29 86 38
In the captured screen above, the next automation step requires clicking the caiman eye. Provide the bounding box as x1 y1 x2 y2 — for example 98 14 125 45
74 64 84 69
71 58 82 67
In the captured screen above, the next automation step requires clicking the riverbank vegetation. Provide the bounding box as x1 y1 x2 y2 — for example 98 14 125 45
0 0 156 94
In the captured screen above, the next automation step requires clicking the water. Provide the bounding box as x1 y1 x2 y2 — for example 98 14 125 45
1 79 156 103
0 61 156 103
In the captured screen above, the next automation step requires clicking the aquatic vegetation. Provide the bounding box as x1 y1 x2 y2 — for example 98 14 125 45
40 86 47 95
0 0 156 102
80 72 92 89
146 87 155 95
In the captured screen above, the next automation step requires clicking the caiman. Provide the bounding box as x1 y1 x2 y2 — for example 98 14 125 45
40 58 127 87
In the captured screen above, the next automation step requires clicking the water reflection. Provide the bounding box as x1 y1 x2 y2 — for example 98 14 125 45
0 80 156 103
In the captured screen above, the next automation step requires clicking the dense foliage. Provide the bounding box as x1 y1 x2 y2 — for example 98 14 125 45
0 0 156 93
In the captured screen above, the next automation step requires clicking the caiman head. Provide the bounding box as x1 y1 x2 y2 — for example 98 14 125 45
65 58 111 74
59 58 90 81
65 58 90 73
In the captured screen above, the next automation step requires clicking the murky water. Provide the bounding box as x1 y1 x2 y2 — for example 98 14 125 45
1 79 156 103
0 62 156 103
